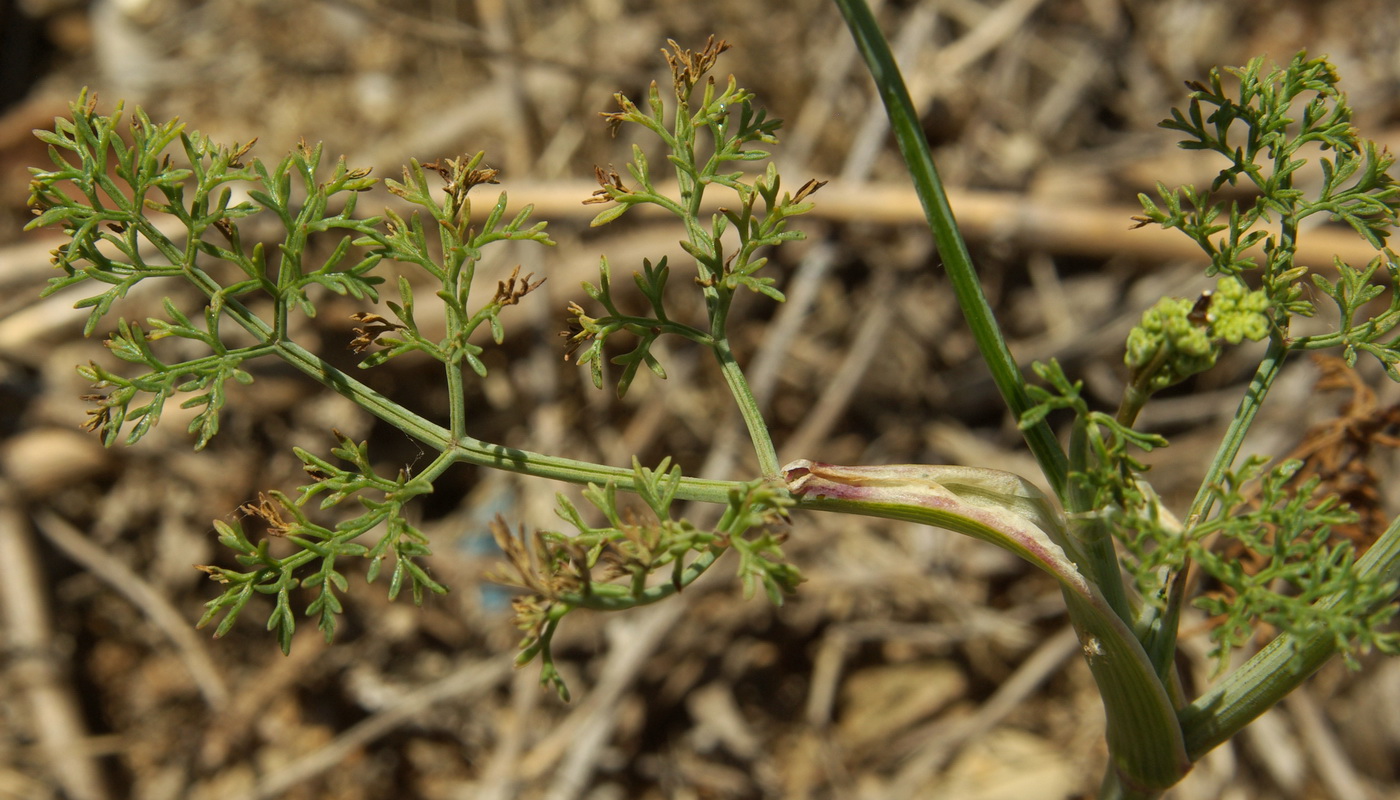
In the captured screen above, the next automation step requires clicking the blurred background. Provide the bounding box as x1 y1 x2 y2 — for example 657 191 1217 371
3 1 1400 798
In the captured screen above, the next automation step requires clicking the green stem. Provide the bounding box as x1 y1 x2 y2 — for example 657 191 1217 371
1152 340 1291 685
792 487 1189 791
1182 147 1299 527
660 80 778 477
1182 336 1289 528
1116 344 1171 429
186 282 747 505
281 337 745 503
713 337 781 478
830 0 1068 499
445 360 467 440
1067 420 1135 625
567 549 723 611
448 430 741 504
1179 511 1400 759
1096 767 1163 800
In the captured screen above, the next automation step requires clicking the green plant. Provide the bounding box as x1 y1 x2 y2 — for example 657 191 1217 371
26 17 1400 800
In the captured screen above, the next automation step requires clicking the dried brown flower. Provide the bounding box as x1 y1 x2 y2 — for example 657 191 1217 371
348 312 404 353
493 265 545 307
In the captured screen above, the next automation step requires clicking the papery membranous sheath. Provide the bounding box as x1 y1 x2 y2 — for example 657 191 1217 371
782 458 1190 789
782 459 1087 591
